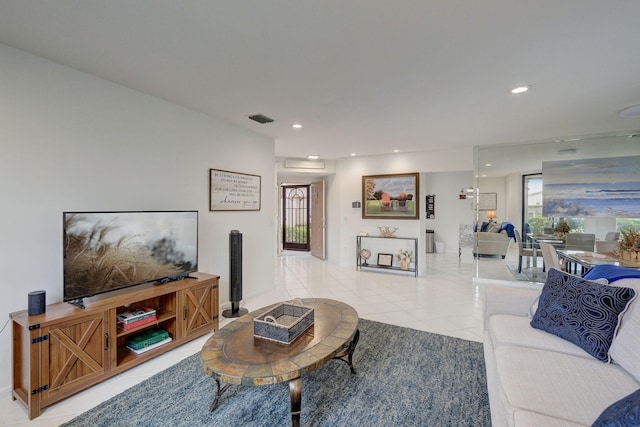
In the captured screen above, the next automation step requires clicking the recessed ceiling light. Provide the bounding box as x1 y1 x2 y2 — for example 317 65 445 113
484 163 492 167
393 149 399 153
307 154 319 160
292 123 303 129
510 85 531 94
350 153 356 156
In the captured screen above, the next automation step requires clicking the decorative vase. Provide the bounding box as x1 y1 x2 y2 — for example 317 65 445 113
399 258 409 270
621 250 639 262
378 226 399 238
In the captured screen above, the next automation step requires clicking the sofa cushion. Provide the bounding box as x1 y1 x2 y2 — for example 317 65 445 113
592 388 640 427
527 277 609 319
486 221 502 233
530 268 636 362
608 278 640 382
489 314 591 359
496 346 640 426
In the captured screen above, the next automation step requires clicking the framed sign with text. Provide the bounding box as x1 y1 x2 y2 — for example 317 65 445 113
209 169 261 211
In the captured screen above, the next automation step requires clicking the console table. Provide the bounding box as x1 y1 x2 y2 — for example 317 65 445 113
356 235 418 277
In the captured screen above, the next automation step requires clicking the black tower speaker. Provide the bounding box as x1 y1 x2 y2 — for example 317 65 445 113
28 290 46 316
223 230 248 318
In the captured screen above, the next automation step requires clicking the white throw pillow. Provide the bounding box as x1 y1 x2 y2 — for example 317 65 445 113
608 278 640 381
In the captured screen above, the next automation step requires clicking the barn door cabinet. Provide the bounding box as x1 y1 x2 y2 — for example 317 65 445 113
11 272 219 420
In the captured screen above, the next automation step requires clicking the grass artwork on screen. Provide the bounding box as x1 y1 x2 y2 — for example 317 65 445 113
63 211 198 302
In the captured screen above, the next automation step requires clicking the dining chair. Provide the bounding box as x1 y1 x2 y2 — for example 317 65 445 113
539 242 563 271
595 231 620 253
604 232 620 242
564 233 596 252
514 229 535 273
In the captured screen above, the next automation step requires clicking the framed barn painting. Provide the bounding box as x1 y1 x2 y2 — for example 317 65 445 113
362 172 419 219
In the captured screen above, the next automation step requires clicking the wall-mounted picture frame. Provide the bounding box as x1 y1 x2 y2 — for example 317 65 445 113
377 253 394 267
473 192 497 211
362 172 419 219
210 169 261 211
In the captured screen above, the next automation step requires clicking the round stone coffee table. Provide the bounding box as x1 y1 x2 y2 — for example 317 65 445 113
201 298 360 426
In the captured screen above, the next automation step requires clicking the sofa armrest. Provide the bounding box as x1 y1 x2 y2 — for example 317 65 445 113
483 286 540 331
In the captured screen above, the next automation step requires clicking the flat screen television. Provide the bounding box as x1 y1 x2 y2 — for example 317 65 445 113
63 211 198 306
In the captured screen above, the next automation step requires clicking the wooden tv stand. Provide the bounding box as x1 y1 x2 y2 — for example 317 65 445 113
11 272 219 420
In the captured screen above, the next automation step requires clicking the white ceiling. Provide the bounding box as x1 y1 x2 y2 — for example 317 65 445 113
1 1 640 160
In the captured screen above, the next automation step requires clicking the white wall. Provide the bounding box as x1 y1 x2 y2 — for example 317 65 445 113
476 177 508 222
330 148 474 271
422 171 476 257
0 44 276 390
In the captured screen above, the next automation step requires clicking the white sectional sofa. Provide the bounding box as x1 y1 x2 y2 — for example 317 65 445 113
475 231 512 258
483 267 640 427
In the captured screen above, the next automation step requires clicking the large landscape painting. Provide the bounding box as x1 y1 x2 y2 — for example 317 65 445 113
362 172 419 219
542 155 640 218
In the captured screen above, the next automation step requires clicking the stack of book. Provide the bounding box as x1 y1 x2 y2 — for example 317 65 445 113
125 328 172 354
116 307 157 331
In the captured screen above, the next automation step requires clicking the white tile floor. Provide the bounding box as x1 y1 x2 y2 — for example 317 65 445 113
1 249 531 426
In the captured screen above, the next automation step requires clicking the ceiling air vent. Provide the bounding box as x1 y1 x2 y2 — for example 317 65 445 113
248 114 274 124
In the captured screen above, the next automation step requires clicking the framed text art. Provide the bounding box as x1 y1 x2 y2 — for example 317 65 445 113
362 172 419 219
210 169 261 211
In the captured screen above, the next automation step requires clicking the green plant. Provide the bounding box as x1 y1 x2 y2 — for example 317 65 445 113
617 219 640 230
527 217 547 234
283 224 308 243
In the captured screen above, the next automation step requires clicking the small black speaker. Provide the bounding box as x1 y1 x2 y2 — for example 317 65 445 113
223 230 248 318
28 290 46 316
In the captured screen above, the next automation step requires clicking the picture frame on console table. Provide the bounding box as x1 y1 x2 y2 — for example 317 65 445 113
377 253 394 267
210 169 261 211
362 172 419 219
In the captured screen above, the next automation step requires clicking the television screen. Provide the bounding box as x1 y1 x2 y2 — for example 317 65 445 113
63 211 198 303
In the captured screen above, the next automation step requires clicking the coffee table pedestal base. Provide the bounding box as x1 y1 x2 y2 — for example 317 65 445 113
209 328 360 426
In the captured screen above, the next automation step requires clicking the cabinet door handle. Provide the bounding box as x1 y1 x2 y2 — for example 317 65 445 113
104 333 109 350
183 306 187 321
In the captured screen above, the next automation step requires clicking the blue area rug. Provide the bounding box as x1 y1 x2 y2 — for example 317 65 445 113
508 264 546 283
62 319 490 426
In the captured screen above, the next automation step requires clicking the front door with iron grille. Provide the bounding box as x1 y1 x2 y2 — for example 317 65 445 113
282 185 309 251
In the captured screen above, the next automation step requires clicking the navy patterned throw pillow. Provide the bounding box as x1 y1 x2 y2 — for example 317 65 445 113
592 388 640 426
530 268 636 362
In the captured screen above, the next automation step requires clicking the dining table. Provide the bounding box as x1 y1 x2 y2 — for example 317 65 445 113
525 233 566 269
557 250 640 275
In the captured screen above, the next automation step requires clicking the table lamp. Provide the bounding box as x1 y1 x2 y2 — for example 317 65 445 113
486 210 497 222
